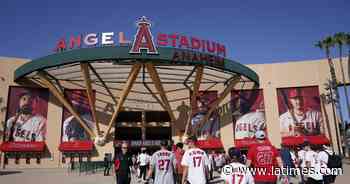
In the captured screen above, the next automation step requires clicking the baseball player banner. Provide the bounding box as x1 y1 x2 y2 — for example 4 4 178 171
277 86 324 142
231 89 266 147
190 91 220 140
61 89 95 142
4 86 49 142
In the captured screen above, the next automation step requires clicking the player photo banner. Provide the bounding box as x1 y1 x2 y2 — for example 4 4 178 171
277 86 328 145
61 89 95 142
4 86 49 142
231 89 266 148
190 91 221 142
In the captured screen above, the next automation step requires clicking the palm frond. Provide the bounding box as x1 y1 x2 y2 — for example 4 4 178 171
323 36 335 48
346 33 350 45
315 40 324 49
334 32 347 45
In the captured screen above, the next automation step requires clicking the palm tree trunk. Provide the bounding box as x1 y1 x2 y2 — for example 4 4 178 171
338 46 350 123
348 49 350 83
327 49 346 155
330 88 343 154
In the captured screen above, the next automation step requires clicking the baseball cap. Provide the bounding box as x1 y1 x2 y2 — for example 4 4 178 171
18 90 32 98
228 147 241 159
255 130 266 140
288 89 302 98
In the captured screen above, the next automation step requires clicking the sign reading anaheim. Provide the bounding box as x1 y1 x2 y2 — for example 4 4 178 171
54 16 227 59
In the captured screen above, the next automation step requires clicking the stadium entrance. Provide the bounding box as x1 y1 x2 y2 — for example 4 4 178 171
2 16 259 167
114 111 171 154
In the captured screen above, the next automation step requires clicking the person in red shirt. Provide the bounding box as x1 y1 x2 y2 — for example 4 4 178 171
246 131 283 184
174 142 185 184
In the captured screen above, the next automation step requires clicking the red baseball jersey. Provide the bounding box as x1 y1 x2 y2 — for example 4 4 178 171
247 142 279 182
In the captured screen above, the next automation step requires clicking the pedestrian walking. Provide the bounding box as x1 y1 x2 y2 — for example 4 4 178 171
147 140 176 184
221 147 254 184
138 147 150 182
175 142 185 184
181 135 210 184
115 143 133 184
246 131 283 184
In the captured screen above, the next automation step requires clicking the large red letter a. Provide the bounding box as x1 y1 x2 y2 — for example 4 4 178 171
129 16 158 54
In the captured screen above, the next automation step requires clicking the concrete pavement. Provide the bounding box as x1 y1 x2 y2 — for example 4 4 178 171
1 160 349 184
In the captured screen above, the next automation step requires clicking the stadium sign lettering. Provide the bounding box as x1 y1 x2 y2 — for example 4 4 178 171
114 140 165 147
54 16 226 57
172 50 225 68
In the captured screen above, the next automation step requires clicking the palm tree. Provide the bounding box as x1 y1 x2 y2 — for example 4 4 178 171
315 37 337 83
315 37 346 154
334 32 350 120
346 33 350 90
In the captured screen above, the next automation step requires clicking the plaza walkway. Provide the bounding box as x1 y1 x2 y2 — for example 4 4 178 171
1 160 349 184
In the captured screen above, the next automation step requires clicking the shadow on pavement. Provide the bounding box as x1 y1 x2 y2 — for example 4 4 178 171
343 158 350 165
0 171 22 176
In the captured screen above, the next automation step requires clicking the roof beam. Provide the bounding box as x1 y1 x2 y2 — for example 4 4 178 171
81 63 101 136
88 63 118 105
183 67 196 91
142 64 167 111
44 71 65 93
37 71 95 138
145 63 176 122
193 75 241 136
103 64 141 141
184 66 204 138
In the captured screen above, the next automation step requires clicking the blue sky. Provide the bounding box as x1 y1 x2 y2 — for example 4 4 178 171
1 0 350 123
0 0 349 64
338 86 350 124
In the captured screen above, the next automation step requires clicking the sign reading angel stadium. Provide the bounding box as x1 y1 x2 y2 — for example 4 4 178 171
54 16 227 64
13 16 259 147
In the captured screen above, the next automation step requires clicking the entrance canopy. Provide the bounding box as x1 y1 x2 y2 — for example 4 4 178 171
14 46 259 145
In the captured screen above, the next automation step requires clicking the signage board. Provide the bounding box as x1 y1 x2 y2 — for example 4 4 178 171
54 16 227 57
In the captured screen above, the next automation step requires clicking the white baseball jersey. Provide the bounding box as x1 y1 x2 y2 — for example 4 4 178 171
150 149 176 184
235 111 265 139
317 151 329 174
62 113 94 141
305 150 323 180
138 153 151 166
6 114 46 141
181 148 210 184
221 162 254 184
297 150 307 168
279 110 322 136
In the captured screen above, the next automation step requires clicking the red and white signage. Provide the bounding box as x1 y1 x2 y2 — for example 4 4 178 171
59 140 94 152
0 141 46 152
114 140 165 147
54 16 226 57
129 16 158 54
196 138 223 149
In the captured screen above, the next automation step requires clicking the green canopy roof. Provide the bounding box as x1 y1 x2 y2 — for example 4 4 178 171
14 46 259 84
